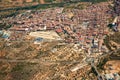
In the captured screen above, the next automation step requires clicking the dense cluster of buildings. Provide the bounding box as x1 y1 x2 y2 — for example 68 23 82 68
1 2 118 54
0 1 120 80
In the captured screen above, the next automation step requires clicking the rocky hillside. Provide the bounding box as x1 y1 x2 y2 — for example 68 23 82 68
0 41 93 80
104 32 120 51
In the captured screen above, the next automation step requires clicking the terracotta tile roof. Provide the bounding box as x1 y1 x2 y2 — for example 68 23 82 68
56 28 63 33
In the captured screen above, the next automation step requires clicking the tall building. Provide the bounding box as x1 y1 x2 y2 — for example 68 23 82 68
114 0 120 16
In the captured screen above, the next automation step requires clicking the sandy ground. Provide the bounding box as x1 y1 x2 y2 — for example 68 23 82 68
29 31 61 40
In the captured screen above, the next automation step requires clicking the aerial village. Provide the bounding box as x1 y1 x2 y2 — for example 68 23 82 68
0 2 117 54
0 0 120 80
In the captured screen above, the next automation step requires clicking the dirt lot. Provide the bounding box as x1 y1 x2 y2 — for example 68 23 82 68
29 31 61 40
